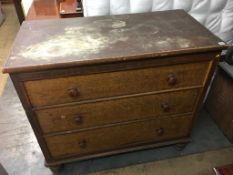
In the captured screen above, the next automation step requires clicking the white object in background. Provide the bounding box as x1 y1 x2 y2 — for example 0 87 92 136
82 0 233 45
21 0 33 16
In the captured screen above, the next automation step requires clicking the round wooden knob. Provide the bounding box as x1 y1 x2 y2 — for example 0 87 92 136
156 128 164 136
167 73 177 86
78 140 87 149
68 87 79 98
74 114 82 124
161 103 170 112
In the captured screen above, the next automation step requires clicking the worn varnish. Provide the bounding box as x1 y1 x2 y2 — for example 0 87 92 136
3 10 227 73
2 10 228 170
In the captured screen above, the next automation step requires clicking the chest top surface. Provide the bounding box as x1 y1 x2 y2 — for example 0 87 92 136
3 10 227 73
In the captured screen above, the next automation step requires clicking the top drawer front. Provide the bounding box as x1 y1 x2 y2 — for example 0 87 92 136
24 61 210 107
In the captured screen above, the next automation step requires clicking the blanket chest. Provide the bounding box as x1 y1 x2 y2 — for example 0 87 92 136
2 10 227 171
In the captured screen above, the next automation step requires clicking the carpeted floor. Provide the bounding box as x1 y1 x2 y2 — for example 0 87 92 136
0 4 19 96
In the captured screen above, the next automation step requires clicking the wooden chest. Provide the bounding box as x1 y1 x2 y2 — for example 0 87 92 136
2 10 227 170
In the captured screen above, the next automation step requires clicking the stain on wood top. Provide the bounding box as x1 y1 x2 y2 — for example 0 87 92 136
3 10 228 73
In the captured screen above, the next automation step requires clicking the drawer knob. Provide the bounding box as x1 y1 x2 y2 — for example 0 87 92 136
161 103 170 112
74 114 82 124
167 73 177 86
156 128 164 136
68 87 79 98
78 139 87 149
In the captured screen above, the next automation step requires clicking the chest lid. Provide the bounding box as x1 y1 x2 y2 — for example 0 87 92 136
3 10 228 73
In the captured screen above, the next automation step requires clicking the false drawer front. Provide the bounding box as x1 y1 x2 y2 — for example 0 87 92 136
24 61 210 107
45 115 192 158
36 89 199 134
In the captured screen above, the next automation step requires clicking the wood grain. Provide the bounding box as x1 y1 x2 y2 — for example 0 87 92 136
45 115 192 159
24 61 210 107
36 89 199 134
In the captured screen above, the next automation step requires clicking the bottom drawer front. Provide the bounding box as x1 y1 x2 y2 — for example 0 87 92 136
46 115 192 158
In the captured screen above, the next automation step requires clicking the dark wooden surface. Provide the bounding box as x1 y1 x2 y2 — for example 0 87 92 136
206 67 233 142
214 164 233 175
3 10 227 73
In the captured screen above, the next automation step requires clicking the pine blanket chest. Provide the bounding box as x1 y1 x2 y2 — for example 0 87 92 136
2 10 228 170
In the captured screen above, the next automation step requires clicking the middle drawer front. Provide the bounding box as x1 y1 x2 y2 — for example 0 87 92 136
24 61 210 107
45 115 192 159
36 89 199 134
